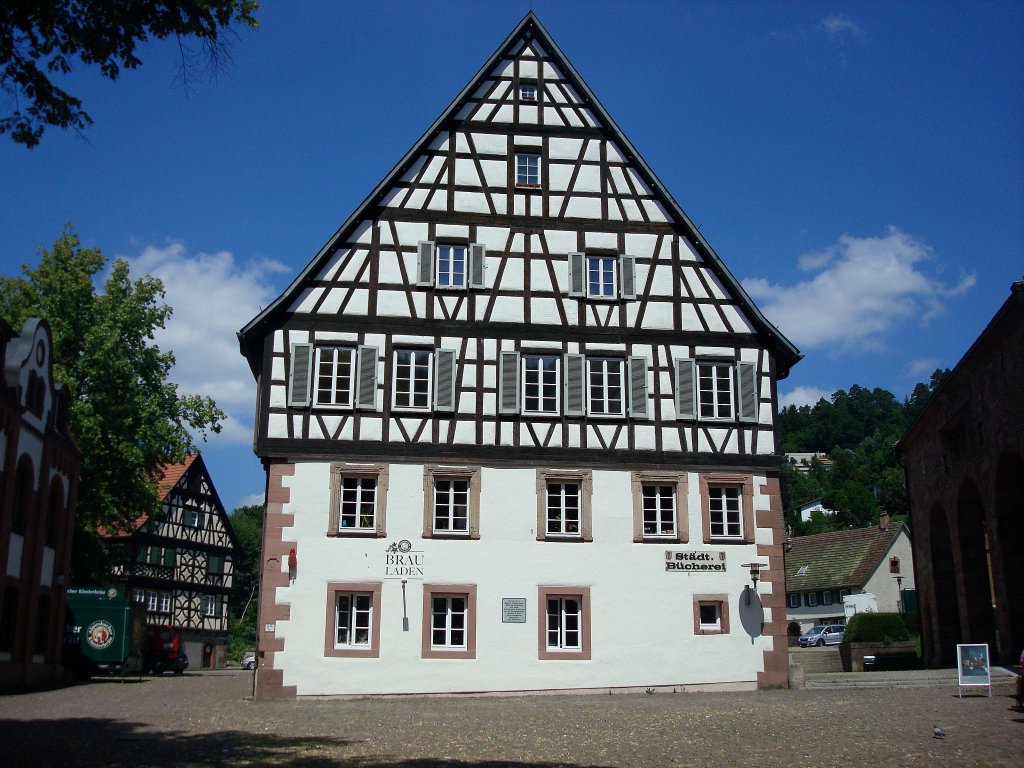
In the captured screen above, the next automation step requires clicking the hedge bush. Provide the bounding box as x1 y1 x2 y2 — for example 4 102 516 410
843 612 911 644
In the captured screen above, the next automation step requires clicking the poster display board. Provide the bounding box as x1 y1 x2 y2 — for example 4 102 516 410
956 643 992 698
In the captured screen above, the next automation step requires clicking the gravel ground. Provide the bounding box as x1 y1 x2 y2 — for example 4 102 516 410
1 670 1022 767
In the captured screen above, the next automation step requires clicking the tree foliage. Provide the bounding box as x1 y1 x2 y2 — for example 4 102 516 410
779 375 949 536
227 503 262 659
1 1 259 147
0 226 225 579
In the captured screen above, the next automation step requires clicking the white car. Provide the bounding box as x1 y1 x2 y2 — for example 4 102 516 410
241 654 257 670
798 624 846 647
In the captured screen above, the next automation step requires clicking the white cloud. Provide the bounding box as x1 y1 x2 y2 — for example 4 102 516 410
123 241 289 444
822 15 865 39
236 492 266 509
905 357 941 380
779 386 832 408
743 227 975 352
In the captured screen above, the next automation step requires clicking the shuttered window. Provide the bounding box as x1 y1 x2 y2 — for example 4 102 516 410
392 350 433 411
675 359 758 423
498 351 520 414
568 252 585 297
587 358 625 416
736 361 758 423
563 354 585 416
434 349 457 412
523 355 560 415
417 241 434 286
314 346 355 407
288 343 313 407
355 345 378 410
418 241 485 289
567 253 636 300
619 254 636 300
469 244 486 288
627 356 648 418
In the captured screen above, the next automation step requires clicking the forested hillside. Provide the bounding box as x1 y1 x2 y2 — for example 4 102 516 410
777 370 948 535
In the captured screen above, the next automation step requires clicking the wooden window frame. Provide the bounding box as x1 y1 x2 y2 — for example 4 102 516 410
435 243 468 290
586 254 618 299
313 345 356 408
421 584 477 659
586 357 626 417
538 586 591 660
693 594 730 635
700 473 755 544
536 469 593 542
515 151 542 188
392 348 434 412
696 361 735 421
631 470 688 543
521 354 561 416
324 582 382 658
328 463 389 538
422 466 481 539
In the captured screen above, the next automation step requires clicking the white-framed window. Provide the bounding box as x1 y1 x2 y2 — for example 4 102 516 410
522 355 560 415
430 595 468 649
788 593 800 609
159 592 171 613
587 255 617 298
708 485 743 539
335 592 373 648
314 346 355 407
697 362 734 420
520 83 537 101
641 484 676 538
339 477 377 531
693 595 729 635
546 481 581 537
823 590 834 606
133 589 145 604
587 358 625 416
393 349 433 410
433 478 470 535
515 152 541 187
147 591 158 611
807 592 818 607
202 594 218 617
546 596 582 651
436 244 467 289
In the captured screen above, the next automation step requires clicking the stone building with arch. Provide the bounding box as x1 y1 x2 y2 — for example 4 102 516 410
0 317 81 687
898 280 1023 667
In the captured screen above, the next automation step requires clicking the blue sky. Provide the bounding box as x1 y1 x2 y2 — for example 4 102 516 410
1 2 1021 511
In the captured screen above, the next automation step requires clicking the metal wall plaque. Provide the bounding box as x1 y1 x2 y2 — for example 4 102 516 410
501 597 527 623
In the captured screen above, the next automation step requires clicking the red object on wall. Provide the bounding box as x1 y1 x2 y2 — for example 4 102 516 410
288 548 297 570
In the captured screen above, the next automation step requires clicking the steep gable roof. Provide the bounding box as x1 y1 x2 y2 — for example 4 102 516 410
238 12 800 377
785 521 908 593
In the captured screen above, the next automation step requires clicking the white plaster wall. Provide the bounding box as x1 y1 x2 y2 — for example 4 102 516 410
863 531 916 612
272 463 773 696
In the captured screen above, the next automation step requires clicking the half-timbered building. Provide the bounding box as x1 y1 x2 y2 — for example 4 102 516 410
105 454 239 668
239 13 801 699
0 317 80 688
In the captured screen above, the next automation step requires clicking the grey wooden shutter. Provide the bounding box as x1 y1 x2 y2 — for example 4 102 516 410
469 243 486 288
568 252 585 297
498 351 520 414
288 343 313 407
737 361 758 423
674 358 696 420
434 349 456 412
417 241 435 286
355 345 378 410
628 356 649 418
619 254 636 300
564 354 586 416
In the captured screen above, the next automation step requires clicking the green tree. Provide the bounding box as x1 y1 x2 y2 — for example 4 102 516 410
0 226 224 579
1 1 259 147
227 503 262 660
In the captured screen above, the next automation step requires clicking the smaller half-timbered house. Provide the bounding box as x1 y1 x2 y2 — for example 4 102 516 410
106 454 239 668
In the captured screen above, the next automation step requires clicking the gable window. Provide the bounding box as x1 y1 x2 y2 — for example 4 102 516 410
436 244 467 288
538 586 591 659
889 556 901 574
700 473 754 544
523 355 559 415
393 349 433 410
515 152 541 187
328 464 389 537
184 506 204 528
207 554 225 576
674 359 758 422
423 466 481 539
520 83 537 102
314 346 355 407
568 253 635 300
324 582 382 658
536 469 592 542
587 255 617 298
587 358 624 416
417 242 485 289
631 470 687 542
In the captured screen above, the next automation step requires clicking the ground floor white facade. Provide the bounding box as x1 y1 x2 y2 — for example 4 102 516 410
255 460 788 698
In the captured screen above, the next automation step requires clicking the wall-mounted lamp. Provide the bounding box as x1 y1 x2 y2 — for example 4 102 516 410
741 561 768 605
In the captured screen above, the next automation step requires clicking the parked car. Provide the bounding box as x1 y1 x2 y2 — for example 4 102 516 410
242 654 257 670
798 624 846 647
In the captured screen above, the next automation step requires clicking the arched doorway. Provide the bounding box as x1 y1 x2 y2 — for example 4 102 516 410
929 502 960 665
993 452 1024 664
957 480 996 648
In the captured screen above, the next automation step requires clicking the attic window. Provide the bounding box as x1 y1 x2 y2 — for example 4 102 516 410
520 82 537 102
795 565 809 577
889 556 900 574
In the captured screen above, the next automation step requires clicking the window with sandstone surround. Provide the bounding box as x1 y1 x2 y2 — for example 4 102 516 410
699 473 754 544
535 469 592 542
631 470 688 543
422 466 481 539
693 594 730 635
324 581 382 658
421 584 477 659
538 586 591 660
328 463 389 538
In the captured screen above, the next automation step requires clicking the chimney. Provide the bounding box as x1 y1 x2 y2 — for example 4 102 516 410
879 511 890 531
